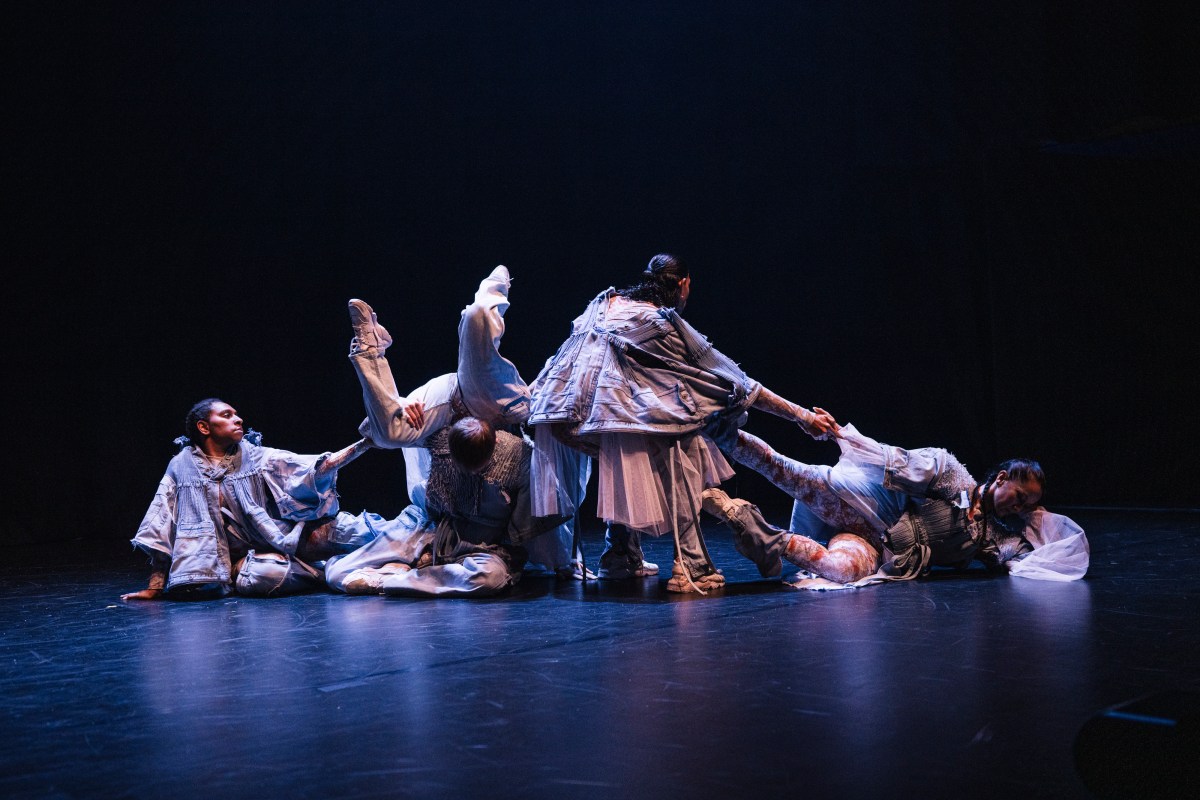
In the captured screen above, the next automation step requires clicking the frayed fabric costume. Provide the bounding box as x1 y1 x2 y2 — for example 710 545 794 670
131 432 367 598
325 427 565 596
528 289 762 587
705 424 1088 588
324 266 577 595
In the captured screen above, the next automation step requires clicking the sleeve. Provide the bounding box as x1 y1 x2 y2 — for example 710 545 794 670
259 447 341 521
628 312 760 450
921 451 977 503
1007 509 1090 581
663 311 763 403
131 471 177 560
832 424 974 503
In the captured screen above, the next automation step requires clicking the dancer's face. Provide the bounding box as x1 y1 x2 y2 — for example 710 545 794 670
197 402 245 449
989 471 1042 517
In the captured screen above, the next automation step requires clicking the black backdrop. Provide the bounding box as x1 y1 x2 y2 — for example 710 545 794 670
10 1 1200 549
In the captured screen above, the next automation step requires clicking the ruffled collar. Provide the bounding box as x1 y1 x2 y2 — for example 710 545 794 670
189 444 242 480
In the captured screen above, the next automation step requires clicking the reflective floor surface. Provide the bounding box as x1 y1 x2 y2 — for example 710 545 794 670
3 508 1198 799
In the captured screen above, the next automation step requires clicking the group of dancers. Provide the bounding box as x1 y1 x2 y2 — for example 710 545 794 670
124 255 1088 601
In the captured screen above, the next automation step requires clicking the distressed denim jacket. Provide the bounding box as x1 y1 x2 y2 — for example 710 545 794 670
131 441 341 590
528 289 762 438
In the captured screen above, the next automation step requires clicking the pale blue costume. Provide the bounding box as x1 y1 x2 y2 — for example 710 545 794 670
325 426 566 596
325 266 582 595
527 289 761 583
131 433 366 597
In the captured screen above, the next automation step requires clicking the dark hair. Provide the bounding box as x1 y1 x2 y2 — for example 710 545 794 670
448 417 496 472
982 458 1046 500
183 398 226 446
616 253 689 308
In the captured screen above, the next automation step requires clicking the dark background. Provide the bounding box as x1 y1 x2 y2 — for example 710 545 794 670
9 1 1199 549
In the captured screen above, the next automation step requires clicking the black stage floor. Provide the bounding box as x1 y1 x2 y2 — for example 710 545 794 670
3 507 1199 799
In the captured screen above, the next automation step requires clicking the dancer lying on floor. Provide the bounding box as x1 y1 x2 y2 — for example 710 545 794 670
702 424 1088 587
324 266 576 596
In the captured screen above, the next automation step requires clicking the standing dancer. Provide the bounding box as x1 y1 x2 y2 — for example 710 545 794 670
527 254 837 592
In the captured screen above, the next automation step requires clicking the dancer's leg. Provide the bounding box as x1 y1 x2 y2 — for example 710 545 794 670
324 507 434 592
347 297 458 446
233 551 323 597
456 265 531 426
700 488 784 578
781 532 881 583
729 430 877 537
663 511 725 593
700 488 880 583
380 553 513 597
597 523 659 579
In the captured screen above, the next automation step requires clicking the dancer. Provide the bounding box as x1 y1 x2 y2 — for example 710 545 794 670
124 399 372 600
325 267 579 595
527 254 838 593
701 425 1088 586
325 414 564 596
347 265 531 449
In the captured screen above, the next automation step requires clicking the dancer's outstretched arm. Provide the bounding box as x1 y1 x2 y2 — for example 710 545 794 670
750 385 840 440
315 437 375 477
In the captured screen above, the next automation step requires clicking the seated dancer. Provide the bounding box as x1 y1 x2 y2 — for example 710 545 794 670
527 254 838 593
124 399 372 600
701 425 1089 586
324 267 577 596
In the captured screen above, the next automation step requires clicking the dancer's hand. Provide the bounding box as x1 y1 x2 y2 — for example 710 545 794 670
800 407 841 440
121 588 163 601
402 402 426 430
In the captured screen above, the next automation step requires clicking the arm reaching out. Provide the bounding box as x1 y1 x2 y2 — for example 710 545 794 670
751 385 840 440
315 437 374 477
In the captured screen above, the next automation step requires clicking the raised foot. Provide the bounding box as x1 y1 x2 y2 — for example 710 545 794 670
348 298 394 355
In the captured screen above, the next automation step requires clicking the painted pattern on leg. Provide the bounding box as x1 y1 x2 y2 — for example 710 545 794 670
730 431 876 537
783 532 880 583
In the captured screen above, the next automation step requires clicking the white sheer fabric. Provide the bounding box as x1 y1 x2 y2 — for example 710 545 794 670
785 425 1090 588
596 431 733 536
1008 509 1090 581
